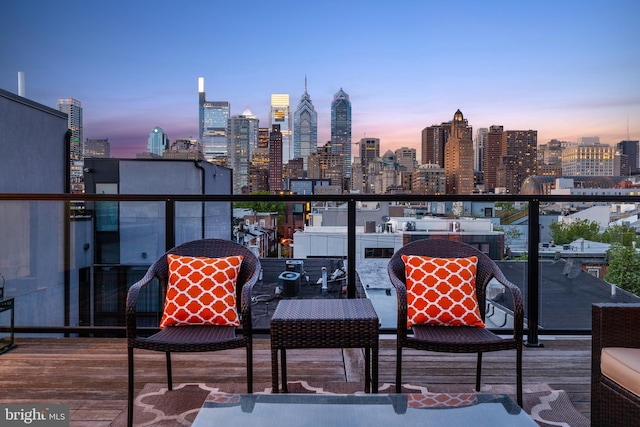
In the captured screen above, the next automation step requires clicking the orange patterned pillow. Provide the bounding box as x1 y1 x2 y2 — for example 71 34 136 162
402 255 484 328
159 254 244 328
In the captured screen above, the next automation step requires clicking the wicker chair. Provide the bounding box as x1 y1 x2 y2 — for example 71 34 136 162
387 239 524 406
126 238 261 427
591 303 640 427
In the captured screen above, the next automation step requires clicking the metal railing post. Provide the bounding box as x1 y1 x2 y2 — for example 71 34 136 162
526 198 543 347
347 198 356 299
165 199 175 251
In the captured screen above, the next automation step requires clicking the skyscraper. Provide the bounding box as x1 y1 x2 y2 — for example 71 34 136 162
147 126 168 156
444 109 474 195
293 78 317 172
228 110 259 194
199 77 230 164
483 125 504 192
57 98 83 161
330 88 352 180
271 94 291 164
269 124 283 193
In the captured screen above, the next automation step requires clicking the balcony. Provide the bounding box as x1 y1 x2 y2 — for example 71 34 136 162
1 192 639 425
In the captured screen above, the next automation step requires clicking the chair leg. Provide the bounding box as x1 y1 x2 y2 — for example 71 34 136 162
476 352 483 392
127 347 134 427
395 345 402 393
516 346 523 407
246 344 253 394
166 352 172 390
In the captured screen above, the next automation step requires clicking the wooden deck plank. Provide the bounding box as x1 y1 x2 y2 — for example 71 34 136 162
0 336 592 425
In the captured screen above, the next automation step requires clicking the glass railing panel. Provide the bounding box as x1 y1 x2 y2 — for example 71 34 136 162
0 200 67 333
537 198 640 333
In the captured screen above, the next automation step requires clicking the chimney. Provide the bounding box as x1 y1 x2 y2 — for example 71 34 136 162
18 71 25 97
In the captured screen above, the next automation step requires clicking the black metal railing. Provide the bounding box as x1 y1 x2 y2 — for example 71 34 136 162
2 192 639 344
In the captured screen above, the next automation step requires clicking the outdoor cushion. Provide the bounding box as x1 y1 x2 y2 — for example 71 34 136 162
601 347 640 397
402 255 484 328
160 254 243 328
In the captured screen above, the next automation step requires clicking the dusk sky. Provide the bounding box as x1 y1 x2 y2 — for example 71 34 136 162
2 0 639 159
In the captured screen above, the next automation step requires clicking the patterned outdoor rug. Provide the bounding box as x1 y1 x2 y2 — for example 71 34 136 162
110 381 589 427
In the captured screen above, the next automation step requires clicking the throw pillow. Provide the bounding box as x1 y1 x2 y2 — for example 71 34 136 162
402 255 484 328
159 254 244 328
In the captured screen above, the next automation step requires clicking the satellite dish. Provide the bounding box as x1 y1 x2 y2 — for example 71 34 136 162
382 216 390 223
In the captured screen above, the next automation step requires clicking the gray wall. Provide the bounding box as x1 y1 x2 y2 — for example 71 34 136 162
0 89 72 331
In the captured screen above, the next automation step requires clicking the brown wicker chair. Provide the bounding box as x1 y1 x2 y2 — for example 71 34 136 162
387 239 524 406
126 238 261 427
591 303 640 427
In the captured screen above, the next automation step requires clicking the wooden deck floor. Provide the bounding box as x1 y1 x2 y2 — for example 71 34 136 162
0 336 591 426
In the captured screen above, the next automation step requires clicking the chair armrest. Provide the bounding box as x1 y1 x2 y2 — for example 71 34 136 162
388 262 408 338
125 269 157 339
239 258 261 335
592 303 640 351
485 275 524 342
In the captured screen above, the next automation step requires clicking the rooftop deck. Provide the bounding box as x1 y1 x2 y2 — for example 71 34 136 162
0 336 591 426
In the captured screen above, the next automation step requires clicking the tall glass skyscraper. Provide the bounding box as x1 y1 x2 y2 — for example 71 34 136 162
271 94 291 164
147 126 169 156
199 77 229 164
293 78 317 172
330 88 352 178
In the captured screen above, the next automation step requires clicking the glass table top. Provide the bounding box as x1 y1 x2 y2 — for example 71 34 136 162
191 393 538 427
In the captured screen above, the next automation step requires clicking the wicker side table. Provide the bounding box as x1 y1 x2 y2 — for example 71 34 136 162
270 299 379 393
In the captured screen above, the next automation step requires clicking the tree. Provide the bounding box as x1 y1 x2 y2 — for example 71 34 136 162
233 191 287 223
600 223 638 247
549 218 600 245
604 243 640 295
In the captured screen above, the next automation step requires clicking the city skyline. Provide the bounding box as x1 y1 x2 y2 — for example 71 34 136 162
1 0 639 159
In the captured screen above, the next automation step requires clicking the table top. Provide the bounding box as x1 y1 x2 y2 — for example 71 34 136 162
271 299 378 322
191 393 537 427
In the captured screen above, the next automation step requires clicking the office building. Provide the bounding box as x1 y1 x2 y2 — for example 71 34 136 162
562 142 617 176
228 111 259 194
199 77 229 164
271 94 291 163
617 140 639 175
444 110 474 195
293 79 317 172
147 126 168 157
84 138 110 159
330 88 352 180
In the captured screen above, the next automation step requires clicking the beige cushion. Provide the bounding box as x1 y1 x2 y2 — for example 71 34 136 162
601 347 640 397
